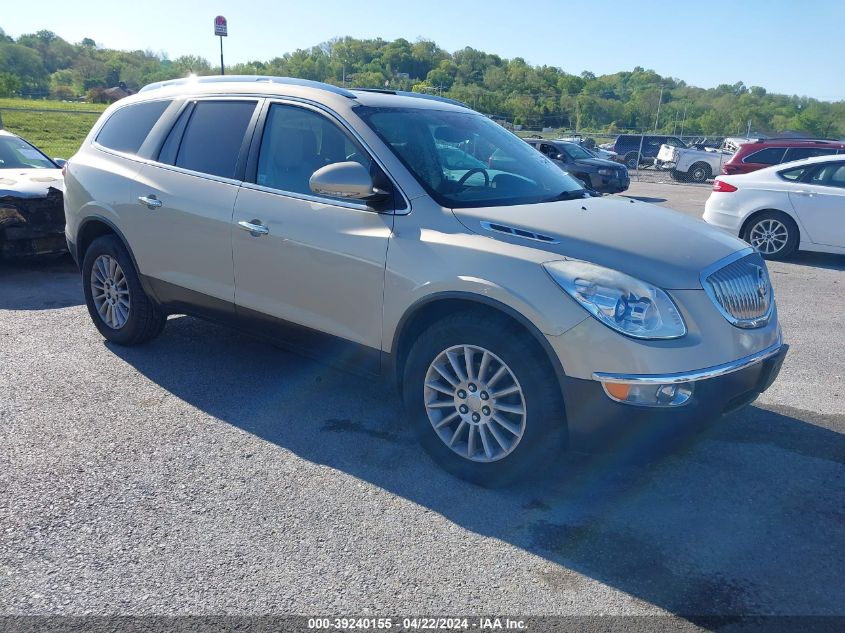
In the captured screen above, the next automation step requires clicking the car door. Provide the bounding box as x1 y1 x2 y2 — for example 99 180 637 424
788 161 845 247
231 101 394 363
129 98 260 305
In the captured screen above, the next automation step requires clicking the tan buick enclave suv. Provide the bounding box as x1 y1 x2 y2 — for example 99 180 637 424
64 76 787 484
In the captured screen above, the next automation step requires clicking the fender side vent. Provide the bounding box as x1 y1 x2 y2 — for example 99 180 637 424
479 221 559 244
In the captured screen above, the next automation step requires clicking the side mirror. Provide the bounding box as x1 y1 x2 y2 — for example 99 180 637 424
53 158 67 167
309 161 388 202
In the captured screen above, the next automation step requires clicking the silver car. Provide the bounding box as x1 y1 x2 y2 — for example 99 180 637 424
63 76 787 484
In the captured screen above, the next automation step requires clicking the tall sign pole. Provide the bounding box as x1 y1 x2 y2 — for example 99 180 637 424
214 16 228 75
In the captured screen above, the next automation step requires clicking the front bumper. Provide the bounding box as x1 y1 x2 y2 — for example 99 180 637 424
561 342 788 452
0 188 67 258
589 172 630 194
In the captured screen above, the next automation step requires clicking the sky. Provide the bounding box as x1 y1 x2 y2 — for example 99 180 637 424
3 0 844 101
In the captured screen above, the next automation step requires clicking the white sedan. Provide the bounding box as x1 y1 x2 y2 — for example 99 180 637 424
703 153 845 259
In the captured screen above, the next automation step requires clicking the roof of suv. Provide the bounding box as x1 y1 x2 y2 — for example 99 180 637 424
726 137 845 163
739 138 845 148
136 75 469 111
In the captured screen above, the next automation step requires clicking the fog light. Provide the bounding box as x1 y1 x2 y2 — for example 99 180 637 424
601 381 693 407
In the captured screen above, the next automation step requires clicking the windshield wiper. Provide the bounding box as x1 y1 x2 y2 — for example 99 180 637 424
546 189 589 202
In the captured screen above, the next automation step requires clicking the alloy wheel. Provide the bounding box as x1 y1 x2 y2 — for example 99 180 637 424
749 218 788 255
90 254 131 329
424 344 527 463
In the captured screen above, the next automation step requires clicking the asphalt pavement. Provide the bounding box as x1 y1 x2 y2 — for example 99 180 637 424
1 185 843 624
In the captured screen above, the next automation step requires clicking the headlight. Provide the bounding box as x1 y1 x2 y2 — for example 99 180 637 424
544 260 687 339
597 168 613 176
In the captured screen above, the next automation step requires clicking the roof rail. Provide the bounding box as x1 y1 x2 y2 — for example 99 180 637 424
353 88 468 108
139 75 357 98
758 137 841 143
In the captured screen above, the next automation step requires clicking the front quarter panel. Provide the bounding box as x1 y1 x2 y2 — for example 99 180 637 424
382 198 588 353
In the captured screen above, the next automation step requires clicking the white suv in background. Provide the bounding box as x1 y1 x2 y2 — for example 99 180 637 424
64 76 787 484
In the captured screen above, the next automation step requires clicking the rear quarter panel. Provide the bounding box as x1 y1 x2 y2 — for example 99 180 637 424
64 147 146 250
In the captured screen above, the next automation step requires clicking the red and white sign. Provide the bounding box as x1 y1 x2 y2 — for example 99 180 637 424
214 15 228 37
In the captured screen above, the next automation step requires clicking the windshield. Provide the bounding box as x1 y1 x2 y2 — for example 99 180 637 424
356 106 585 208
0 136 55 170
561 143 594 160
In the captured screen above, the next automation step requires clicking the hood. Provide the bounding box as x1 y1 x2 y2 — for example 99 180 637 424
452 197 748 289
0 168 64 198
571 157 620 169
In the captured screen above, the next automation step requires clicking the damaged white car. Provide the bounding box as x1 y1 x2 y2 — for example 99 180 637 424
0 130 66 258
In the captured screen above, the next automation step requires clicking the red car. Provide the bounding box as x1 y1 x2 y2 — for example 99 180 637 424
721 138 845 175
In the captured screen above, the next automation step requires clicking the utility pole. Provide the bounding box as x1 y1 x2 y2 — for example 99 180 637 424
653 87 664 132
680 102 688 137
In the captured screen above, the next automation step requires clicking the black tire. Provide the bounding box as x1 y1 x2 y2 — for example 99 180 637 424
624 152 639 169
689 162 712 183
402 311 566 486
81 234 166 345
670 168 688 182
743 211 799 261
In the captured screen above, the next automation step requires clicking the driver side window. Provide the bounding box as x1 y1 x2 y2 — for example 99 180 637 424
256 104 372 197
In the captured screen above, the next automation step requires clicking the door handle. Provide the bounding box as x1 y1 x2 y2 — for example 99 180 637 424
238 219 270 236
793 190 813 197
138 195 163 209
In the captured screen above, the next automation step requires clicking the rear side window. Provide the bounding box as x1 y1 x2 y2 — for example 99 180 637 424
96 100 171 154
743 147 786 165
174 100 257 179
783 146 839 162
779 166 807 181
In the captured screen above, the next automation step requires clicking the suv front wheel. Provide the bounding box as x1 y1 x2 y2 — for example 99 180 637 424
402 312 566 485
82 234 167 345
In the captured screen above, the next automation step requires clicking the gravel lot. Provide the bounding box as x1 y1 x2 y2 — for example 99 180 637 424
1 183 843 624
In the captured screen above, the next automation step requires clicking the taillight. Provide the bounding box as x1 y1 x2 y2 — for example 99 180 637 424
713 179 737 193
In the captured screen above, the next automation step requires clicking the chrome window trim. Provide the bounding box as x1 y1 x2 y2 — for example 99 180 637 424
593 336 785 385
130 159 244 187
700 247 775 329
238 182 372 212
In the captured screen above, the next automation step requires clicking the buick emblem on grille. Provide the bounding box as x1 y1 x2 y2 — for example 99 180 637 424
754 265 769 299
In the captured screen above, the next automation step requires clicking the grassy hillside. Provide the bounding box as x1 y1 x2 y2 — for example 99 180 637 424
0 99 106 159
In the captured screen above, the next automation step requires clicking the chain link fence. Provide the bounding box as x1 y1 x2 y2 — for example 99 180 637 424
512 128 751 187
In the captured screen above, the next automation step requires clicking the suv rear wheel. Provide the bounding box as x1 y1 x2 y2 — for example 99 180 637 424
402 312 566 486
82 235 167 345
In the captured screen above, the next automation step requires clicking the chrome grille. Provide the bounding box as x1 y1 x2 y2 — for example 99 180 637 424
703 252 773 328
